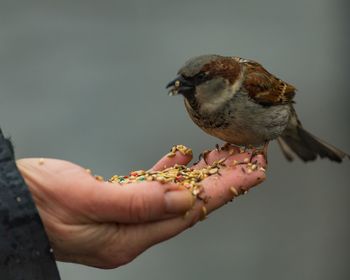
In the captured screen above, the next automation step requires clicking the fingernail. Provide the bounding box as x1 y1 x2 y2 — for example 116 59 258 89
165 190 193 214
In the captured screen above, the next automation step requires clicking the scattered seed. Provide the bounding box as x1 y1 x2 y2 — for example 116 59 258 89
230 186 239 196
38 158 44 165
95 175 104 182
217 158 226 164
170 145 193 156
200 206 208 221
209 167 218 174
243 158 249 163
85 168 92 174
183 210 190 219
259 167 266 172
166 152 176 158
16 196 21 203
156 176 166 183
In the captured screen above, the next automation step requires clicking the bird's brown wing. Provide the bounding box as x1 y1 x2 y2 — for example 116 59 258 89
240 60 296 106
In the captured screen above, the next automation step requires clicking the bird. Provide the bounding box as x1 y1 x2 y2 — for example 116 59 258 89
166 54 349 162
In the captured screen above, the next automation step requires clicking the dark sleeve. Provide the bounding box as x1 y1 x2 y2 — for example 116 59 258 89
0 129 61 280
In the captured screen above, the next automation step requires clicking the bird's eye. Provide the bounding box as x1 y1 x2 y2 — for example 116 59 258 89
195 72 207 82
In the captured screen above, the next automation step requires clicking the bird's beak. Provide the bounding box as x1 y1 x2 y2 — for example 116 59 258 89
166 75 194 96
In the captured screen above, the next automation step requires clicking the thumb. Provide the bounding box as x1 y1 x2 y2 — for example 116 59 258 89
84 180 194 223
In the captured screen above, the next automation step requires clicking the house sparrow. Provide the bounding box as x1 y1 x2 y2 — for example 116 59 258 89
166 54 349 162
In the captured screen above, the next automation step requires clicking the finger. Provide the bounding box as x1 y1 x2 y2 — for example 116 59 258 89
199 154 266 213
84 180 195 223
90 145 194 223
122 154 267 253
17 158 195 225
152 146 193 171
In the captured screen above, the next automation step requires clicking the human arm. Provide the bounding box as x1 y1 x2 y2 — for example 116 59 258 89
0 129 60 280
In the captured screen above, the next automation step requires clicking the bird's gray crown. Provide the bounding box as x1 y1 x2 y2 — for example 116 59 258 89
178 54 222 77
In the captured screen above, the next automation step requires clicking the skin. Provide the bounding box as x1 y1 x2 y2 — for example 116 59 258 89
17 147 266 269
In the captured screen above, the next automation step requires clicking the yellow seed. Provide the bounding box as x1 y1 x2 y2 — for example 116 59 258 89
183 210 190 219
166 152 176 158
175 80 181 87
200 206 207 221
218 158 226 164
192 188 201 196
230 186 239 196
243 158 249 163
259 167 266 172
95 175 104 182
156 176 166 183
38 158 44 165
209 168 218 174
85 168 92 174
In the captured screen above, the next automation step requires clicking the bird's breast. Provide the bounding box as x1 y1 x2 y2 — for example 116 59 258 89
184 92 291 146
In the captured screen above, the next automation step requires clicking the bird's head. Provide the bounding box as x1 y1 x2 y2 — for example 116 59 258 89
166 55 242 111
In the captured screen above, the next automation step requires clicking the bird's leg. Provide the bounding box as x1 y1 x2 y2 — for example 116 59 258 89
248 142 269 163
221 142 240 153
214 143 241 164
198 143 223 165
198 149 211 165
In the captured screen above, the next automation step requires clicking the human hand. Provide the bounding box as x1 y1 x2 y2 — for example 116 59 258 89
16 146 266 269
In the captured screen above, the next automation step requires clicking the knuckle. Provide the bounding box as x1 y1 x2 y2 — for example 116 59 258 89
128 193 151 222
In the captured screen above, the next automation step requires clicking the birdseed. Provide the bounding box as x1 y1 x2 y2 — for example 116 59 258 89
106 145 264 202
94 175 104 182
168 145 193 157
109 160 225 198
229 186 239 196
200 206 208 221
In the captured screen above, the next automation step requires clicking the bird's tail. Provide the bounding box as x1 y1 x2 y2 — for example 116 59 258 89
277 110 349 162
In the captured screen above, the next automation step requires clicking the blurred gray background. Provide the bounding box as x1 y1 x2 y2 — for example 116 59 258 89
1 0 349 279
